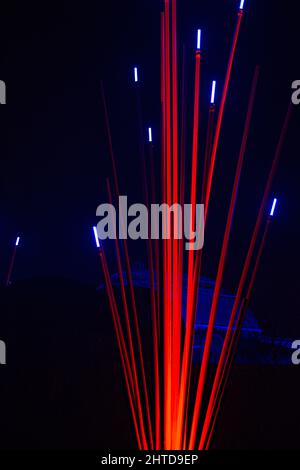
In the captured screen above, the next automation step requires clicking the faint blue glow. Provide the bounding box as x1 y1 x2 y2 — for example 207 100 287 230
210 80 216 104
239 0 245 10
134 67 138 83
197 29 201 50
194 323 262 334
93 226 100 248
270 198 278 217
15 236 20 246
148 127 153 143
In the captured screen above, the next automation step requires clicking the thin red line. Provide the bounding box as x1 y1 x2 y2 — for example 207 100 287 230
106 179 149 450
177 44 187 449
143 141 161 449
199 102 292 450
181 102 215 450
135 79 155 450
205 218 271 449
204 298 248 450
203 105 215 199
100 82 120 198
205 11 243 217
171 0 181 447
99 249 142 448
6 245 17 287
190 66 259 449
149 144 161 343
175 49 201 450
164 0 173 449
101 79 154 447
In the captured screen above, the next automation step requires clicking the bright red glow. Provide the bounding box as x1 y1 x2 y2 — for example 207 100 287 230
96 0 292 451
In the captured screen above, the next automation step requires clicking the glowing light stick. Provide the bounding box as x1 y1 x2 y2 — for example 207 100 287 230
210 81 216 105
197 29 201 51
93 226 100 248
270 198 277 217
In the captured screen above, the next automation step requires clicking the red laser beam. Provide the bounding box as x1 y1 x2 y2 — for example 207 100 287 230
99 247 142 447
199 103 292 450
204 216 272 450
6 238 20 287
205 9 243 217
189 66 259 449
175 41 202 451
101 83 154 449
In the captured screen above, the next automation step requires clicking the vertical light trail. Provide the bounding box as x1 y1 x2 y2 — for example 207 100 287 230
163 0 173 449
189 67 259 449
144 179 160 450
136 82 158 449
5 237 20 287
133 51 158 452
175 30 202 449
203 298 248 449
99 247 142 449
106 179 150 450
181 96 216 449
199 103 292 450
160 11 168 449
101 80 153 448
171 0 181 447
204 214 272 449
148 140 161 450
101 82 120 198
205 8 244 217
203 102 216 200
177 47 187 444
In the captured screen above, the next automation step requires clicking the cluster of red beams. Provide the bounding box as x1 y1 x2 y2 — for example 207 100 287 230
98 0 292 451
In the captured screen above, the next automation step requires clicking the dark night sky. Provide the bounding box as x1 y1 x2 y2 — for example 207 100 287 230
1 0 300 337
